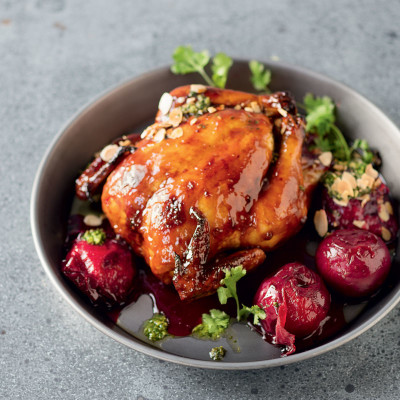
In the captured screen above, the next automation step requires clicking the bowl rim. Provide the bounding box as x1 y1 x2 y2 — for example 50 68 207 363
31 61 400 370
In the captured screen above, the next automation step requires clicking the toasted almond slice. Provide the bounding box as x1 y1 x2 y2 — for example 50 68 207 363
353 220 365 229
168 107 183 127
100 144 119 162
318 151 333 167
153 128 166 143
186 97 196 105
378 205 390 222
176 96 186 103
333 163 346 171
382 226 391 241
357 173 375 190
360 194 370 208
365 164 379 179
314 209 328 237
190 118 197 126
207 106 217 114
250 101 262 113
244 106 253 112
83 214 103 227
118 139 131 146
385 201 393 215
158 92 173 115
234 104 242 110
277 108 288 117
332 178 354 198
374 178 382 188
342 171 357 189
190 84 207 93
333 197 349 207
141 126 155 139
168 127 183 139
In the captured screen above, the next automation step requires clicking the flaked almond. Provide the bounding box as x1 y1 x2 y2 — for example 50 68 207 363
378 205 390 222
190 84 207 93
318 151 333 167
357 173 375 190
153 128 166 143
158 92 173 115
186 97 196 104
83 214 103 227
100 144 119 162
244 106 253 112
250 101 262 113
314 209 328 237
168 107 183 127
342 171 357 189
168 127 183 139
365 164 379 179
176 96 186 104
353 220 365 229
333 198 349 207
333 163 346 171
190 118 197 126
381 226 391 241
277 108 288 117
118 139 131 147
374 178 382 188
360 194 370 208
141 126 156 139
332 178 354 198
234 104 242 110
385 201 393 215
207 106 217 114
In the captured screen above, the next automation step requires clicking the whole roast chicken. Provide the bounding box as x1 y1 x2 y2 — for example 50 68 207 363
76 85 324 300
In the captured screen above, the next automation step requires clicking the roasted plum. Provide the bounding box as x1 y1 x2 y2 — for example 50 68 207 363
254 263 331 355
62 229 136 306
315 229 391 298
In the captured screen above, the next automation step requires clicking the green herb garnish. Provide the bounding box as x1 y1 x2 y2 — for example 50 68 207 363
81 228 106 245
192 309 230 340
303 93 350 162
143 313 169 342
171 46 232 88
249 60 272 92
209 346 226 361
181 93 211 116
217 265 266 324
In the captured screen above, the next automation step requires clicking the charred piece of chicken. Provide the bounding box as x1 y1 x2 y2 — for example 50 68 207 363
76 85 324 300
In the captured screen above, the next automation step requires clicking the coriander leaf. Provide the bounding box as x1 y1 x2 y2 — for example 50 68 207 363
209 346 226 361
211 53 233 88
303 93 351 161
238 305 266 325
192 309 230 340
249 60 271 92
217 266 247 320
81 228 106 245
171 45 214 86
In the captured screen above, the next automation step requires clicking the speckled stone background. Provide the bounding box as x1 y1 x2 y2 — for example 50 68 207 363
1 0 400 399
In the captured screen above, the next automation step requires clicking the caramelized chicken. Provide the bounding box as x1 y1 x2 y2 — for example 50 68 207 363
77 85 324 300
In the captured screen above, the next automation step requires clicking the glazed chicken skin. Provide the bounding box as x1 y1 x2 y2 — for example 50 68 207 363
77 85 324 300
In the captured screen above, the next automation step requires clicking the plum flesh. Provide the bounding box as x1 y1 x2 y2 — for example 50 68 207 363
316 229 391 298
254 263 331 355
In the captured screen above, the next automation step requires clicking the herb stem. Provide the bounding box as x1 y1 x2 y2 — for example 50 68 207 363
197 68 214 86
331 124 351 162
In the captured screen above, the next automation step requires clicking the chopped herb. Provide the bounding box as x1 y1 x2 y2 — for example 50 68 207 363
171 46 232 88
249 60 272 92
209 346 226 361
181 94 211 116
192 309 230 340
350 139 374 164
81 228 106 245
303 93 350 162
143 313 169 342
299 185 305 192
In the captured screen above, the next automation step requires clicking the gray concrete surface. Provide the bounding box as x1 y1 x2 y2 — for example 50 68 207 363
1 0 400 399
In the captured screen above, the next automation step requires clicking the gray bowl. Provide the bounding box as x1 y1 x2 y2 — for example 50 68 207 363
31 61 400 369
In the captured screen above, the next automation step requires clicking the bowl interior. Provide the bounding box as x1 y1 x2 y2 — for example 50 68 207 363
31 62 400 369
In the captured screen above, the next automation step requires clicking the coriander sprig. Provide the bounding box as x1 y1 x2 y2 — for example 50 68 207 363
171 46 232 88
249 60 272 92
303 93 351 162
217 266 266 324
